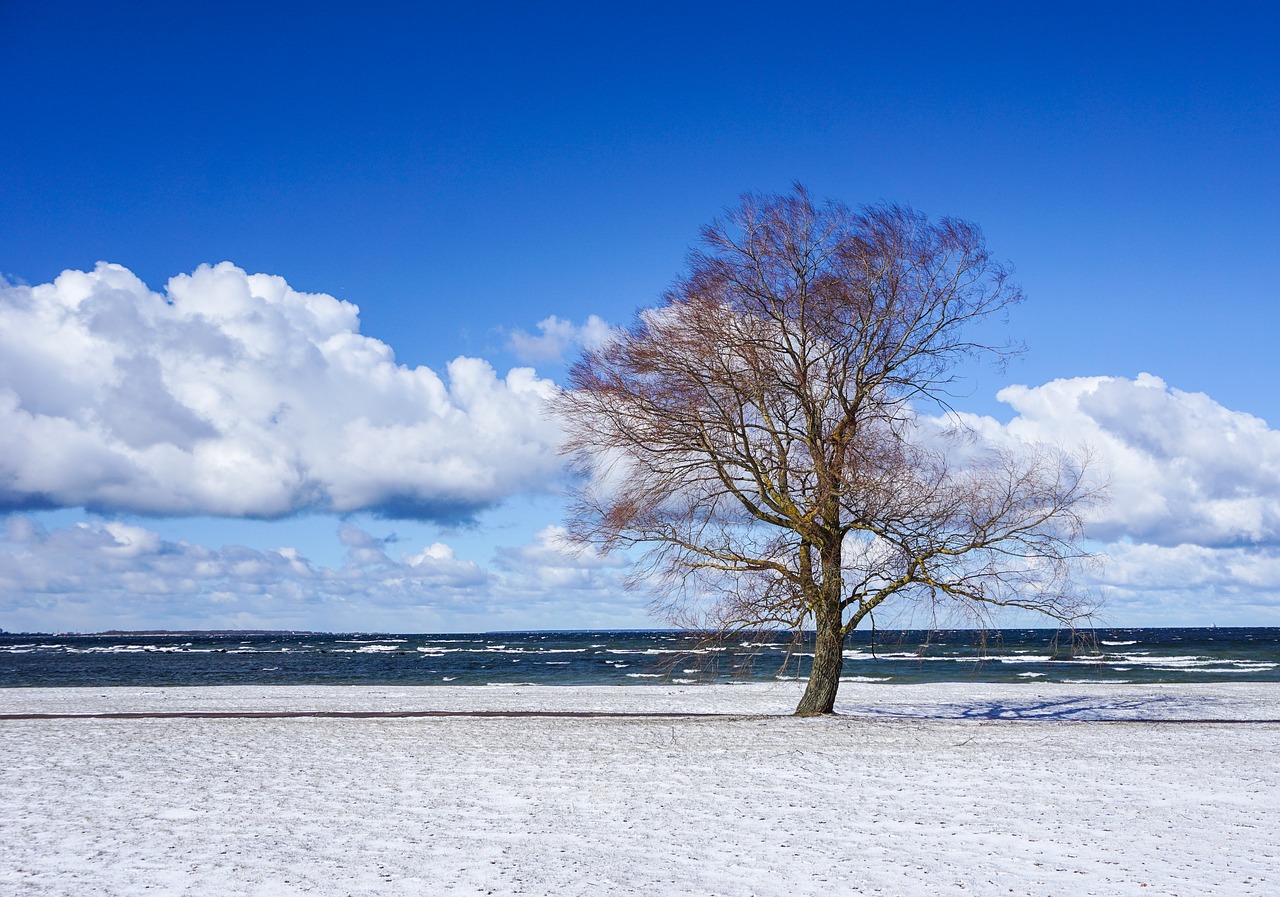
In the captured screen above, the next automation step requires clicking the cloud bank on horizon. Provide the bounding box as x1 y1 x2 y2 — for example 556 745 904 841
0 516 633 633
2 263 1279 630
0 262 562 522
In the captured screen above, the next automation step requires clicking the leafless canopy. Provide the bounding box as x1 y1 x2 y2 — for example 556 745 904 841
556 187 1103 714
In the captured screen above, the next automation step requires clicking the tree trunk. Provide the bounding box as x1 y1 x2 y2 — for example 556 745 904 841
795 609 844 715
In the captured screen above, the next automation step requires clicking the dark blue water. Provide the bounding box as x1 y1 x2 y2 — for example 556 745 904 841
2 628 1277 688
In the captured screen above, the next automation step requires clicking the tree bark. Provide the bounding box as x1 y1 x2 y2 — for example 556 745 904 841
795 607 844 715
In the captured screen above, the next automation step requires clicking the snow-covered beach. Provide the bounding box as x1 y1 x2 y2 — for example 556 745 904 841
2 682 1276 895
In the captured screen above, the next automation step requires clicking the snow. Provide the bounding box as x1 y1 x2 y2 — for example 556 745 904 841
1 683 1276 895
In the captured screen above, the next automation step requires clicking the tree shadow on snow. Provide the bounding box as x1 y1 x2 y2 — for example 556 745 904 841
839 694 1215 721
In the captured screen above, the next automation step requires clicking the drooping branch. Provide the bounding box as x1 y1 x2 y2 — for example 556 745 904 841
555 186 1104 713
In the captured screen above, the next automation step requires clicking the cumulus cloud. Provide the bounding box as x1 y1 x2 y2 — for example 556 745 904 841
0 263 563 521
955 373 1280 548
932 374 1280 624
507 314 615 363
0 515 640 633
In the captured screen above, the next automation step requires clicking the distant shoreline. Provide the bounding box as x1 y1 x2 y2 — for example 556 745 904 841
3 624 1269 637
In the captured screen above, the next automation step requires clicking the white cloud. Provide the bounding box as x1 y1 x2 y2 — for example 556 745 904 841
507 314 615 363
492 524 628 591
5 337 1280 628
955 373 1280 548
1084 541 1280 626
938 374 1280 625
0 263 564 521
0 515 642 633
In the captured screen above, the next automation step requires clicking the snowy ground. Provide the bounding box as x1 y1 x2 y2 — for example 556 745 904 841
1 683 1276 896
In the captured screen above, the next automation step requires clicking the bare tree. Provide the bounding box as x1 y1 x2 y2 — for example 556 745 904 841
556 187 1103 715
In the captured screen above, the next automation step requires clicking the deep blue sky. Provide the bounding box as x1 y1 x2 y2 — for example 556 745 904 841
2 1 1279 631
5 1 1276 412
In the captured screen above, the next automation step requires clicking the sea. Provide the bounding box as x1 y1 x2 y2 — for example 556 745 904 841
1 628 1278 688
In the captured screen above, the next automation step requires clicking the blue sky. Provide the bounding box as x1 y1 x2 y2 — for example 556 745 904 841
1 1 1278 632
